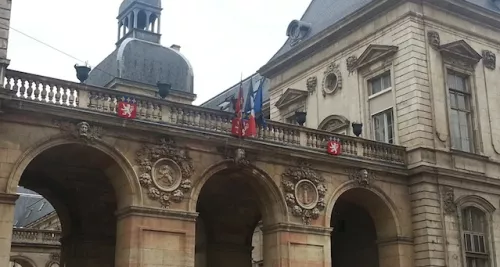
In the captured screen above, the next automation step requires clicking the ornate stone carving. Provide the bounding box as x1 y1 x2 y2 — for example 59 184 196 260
346 168 376 187
427 30 440 49
306 76 317 95
346 55 358 73
282 161 326 224
442 186 456 214
136 137 194 208
54 120 103 143
322 61 342 97
233 148 250 166
482 50 496 70
49 252 60 261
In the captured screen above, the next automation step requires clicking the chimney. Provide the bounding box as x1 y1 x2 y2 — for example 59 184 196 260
170 44 181 52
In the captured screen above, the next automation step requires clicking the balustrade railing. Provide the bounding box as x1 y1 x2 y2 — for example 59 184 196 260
12 228 61 245
2 69 406 165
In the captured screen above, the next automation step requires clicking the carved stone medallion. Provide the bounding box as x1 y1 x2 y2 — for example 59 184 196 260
427 30 440 49
346 55 358 73
136 137 194 208
442 186 456 215
346 168 376 187
306 76 317 95
54 120 103 143
482 50 496 70
322 62 343 97
282 161 326 224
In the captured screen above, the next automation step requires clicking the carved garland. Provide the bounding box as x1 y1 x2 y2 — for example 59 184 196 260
346 55 358 73
322 61 342 97
282 161 327 224
136 137 194 208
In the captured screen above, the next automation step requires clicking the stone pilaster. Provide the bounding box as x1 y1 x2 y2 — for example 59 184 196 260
0 193 19 266
410 179 446 267
115 206 197 267
261 223 331 267
0 0 11 86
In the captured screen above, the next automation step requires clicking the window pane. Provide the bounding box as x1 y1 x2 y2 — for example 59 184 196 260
387 110 394 144
459 111 471 152
371 78 382 94
450 110 461 149
457 93 467 110
471 208 485 233
383 73 391 89
456 75 466 92
450 92 458 108
373 114 384 142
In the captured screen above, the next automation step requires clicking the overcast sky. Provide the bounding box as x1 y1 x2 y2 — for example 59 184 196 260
8 0 310 104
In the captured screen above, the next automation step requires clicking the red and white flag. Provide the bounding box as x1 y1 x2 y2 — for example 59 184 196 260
231 81 245 137
117 100 137 119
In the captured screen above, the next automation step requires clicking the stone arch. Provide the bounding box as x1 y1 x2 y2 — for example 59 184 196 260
318 114 350 132
456 194 496 214
6 135 142 209
9 255 37 267
325 180 401 239
189 160 288 224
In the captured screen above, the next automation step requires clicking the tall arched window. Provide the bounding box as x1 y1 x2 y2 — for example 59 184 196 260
460 206 490 267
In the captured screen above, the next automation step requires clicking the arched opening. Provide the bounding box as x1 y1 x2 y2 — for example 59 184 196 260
193 166 283 267
10 142 134 267
149 14 157 32
136 10 147 30
330 188 399 267
9 257 35 267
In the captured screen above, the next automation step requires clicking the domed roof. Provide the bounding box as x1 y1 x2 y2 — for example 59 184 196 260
85 38 194 94
119 0 161 15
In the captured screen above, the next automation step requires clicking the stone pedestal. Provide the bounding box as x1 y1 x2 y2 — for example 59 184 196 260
114 206 197 267
378 238 414 267
0 193 19 266
262 223 332 267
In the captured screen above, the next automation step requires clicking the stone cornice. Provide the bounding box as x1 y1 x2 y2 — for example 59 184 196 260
261 223 332 236
0 192 19 204
115 206 198 222
377 236 413 246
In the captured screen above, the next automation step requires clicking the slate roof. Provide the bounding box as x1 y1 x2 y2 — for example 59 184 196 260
86 39 194 93
14 187 55 228
466 0 500 13
201 73 269 113
269 0 375 62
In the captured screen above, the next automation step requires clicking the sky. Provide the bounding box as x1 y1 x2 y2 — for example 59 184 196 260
8 0 311 104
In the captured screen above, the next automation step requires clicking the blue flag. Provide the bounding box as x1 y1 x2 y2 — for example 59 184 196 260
244 78 254 118
254 78 266 127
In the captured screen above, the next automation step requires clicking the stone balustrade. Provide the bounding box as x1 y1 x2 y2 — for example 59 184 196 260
11 228 61 245
2 69 406 165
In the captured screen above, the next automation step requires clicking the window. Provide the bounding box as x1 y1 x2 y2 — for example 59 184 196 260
462 207 488 267
368 71 391 95
447 71 473 152
372 109 394 144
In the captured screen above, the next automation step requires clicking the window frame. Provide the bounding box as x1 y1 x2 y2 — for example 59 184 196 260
456 197 496 267
368 70 392 97
371 107 395 144
443 66 481 154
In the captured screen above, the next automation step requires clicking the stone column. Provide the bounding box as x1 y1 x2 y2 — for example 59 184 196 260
262 223 332 267
115 206 197 267
378 237 414 267
0 193 19 266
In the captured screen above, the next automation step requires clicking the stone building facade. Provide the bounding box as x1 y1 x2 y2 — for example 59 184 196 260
2 1 500 267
